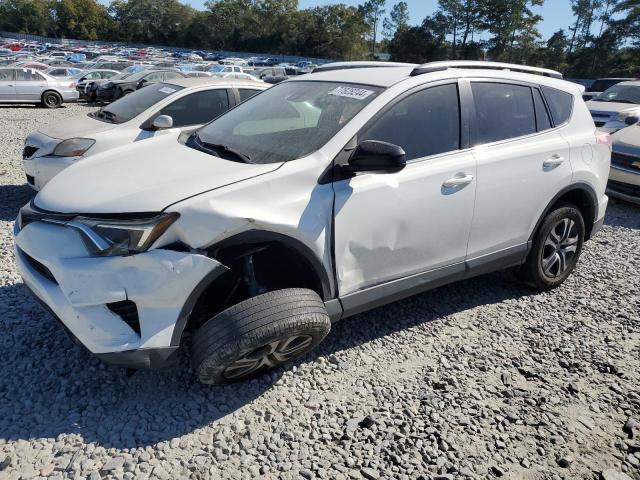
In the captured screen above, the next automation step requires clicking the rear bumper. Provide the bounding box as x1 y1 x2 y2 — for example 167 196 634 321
13 219 227 369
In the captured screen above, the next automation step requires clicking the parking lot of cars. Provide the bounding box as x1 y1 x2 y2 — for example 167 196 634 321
1 35 639 479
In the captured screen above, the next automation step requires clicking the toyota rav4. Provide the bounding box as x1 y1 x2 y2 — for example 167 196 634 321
14 61 611 384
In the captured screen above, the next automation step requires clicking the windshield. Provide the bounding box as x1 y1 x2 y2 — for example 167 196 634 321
209 65 225 73
589 79 626 92
91 82 183 124
594 84 640 104
192 81 382 164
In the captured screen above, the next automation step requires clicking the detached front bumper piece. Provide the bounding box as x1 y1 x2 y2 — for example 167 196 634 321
14 220 227 369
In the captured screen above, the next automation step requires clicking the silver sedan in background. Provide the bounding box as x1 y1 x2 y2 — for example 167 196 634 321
0 67 79 108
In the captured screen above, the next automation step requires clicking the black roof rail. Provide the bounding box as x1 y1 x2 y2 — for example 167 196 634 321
410 61 563 79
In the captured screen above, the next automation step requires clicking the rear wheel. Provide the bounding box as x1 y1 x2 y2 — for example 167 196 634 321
191 288 331 384
521 204 585 290
41 91 62 109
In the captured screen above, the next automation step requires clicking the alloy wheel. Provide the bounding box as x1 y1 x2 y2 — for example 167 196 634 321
223 334 314 380
541 218 579 278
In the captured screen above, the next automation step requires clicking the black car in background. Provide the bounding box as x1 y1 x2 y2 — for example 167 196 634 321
95 69 187 102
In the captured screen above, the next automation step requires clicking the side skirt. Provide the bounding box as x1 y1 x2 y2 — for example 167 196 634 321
328 243 530 322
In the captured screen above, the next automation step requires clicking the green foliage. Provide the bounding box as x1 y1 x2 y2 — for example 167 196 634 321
0 0 637 74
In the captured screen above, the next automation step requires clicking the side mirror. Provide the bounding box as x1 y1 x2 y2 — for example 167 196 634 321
347 140 406 173
152 115 173 130
625 116 639 126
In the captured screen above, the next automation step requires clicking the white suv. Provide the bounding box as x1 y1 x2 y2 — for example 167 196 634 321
14 61 611 384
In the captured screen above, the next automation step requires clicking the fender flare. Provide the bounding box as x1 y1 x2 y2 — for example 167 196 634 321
528 182 598 242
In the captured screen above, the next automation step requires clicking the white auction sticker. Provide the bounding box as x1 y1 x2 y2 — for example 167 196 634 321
159 87 177 94
329 86 374 100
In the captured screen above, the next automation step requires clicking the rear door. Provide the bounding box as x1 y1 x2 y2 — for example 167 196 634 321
0 69 16 100
15 69 48 101
465 79 573 263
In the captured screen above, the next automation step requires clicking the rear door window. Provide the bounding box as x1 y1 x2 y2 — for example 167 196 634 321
471 82 536 144
159 89 230 127
16 69 43 81
541 86 574 126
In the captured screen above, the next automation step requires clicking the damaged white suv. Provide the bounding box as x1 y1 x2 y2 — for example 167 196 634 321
14 61 611 384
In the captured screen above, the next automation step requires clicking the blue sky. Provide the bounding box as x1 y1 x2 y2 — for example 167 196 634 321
174 0 576 39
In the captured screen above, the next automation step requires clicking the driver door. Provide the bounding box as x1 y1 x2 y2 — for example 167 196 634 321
333 81 477 314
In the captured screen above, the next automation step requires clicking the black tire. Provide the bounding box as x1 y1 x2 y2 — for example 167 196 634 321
41 91 62 109
521 204 585 290
191 288 331 384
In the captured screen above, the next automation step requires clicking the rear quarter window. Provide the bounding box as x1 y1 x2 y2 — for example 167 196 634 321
541 86 573 126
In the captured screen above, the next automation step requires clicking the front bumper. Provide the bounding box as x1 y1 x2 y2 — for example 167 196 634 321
23 155 81 190
14 219 226 369
607 165 640 204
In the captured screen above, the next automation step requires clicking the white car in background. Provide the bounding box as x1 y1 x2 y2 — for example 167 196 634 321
22 77 268 189
586 80 640 132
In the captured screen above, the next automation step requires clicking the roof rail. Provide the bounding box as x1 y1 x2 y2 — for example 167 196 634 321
410 61 563 79
313 61 417 73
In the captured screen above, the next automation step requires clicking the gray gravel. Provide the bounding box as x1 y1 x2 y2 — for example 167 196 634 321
1 104 639 480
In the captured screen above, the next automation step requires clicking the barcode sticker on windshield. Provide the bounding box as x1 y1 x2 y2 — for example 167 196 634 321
329 86 374 100
159 87 177 94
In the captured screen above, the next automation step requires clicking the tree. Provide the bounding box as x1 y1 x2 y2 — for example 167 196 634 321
360 0 385 55
0 0 53 36
388 16 448 63
383 1 410 39
52 0 113 40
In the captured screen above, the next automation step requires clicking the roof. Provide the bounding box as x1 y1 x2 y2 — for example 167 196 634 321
613 80 640 86
164 76 267 88
294 61 579 93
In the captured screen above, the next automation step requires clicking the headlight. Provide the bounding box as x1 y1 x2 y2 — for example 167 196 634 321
72 213 179 256
53 138 95 157
615 108 640 122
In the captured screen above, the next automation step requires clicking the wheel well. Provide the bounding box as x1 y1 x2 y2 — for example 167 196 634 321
183 238 327 336
41 90 61 100
547 187 597 239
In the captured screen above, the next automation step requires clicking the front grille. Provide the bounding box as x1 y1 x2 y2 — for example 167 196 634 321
20 249 58 284
607 180 640 198
106 300 141 336
23 145 38 159
26 174 35 185
612 152 640 172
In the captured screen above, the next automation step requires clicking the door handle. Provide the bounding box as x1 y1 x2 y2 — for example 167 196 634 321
543 154 565 168
442 173 474 188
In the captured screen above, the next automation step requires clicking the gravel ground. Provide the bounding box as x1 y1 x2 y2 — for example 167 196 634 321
0 104 639 480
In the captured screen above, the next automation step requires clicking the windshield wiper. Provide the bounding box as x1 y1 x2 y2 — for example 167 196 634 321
193 135 251 163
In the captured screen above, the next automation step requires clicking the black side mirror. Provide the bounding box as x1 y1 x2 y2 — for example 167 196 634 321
347 140 406 173
625 116 639 126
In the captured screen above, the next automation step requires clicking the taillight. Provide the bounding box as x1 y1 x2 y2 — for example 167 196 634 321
596 131 612 150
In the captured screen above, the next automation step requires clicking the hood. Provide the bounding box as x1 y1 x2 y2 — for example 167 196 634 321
35 134 281 214
612 125 640 155
586 100 640 114
39 114 118 139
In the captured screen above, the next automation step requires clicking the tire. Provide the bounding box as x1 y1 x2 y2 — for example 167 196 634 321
191 288 331 384
121 89 133 97
521 204 585 290
41 91 62 109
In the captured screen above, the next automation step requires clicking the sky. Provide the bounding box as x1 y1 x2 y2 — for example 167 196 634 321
173 0 576 40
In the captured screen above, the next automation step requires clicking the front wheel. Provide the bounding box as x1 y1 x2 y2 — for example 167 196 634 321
521 204 585 290
191 288 331 384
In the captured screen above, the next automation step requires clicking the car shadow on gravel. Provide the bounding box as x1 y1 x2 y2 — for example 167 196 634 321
1 202 634 450
0 268 531 450
0 183 33 221
604 200 640 229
